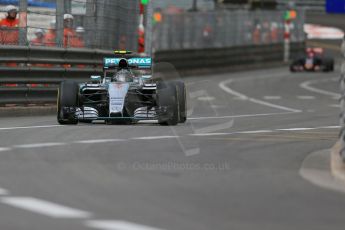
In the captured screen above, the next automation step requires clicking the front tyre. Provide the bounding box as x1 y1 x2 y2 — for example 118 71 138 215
175 81 187 123
57 80 79 125
157 81 179 126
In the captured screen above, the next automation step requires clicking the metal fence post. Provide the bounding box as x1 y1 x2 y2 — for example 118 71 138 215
19 0 27 46
85 0 96 48
145 0 153 56
56 0 64 47
64 0 71 14
283 19 291 62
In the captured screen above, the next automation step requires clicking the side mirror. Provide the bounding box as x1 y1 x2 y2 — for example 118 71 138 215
90 75 101 83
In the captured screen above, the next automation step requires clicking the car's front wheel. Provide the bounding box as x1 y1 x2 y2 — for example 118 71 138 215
57 80 79 125
175 81 187 123
157 81 179 126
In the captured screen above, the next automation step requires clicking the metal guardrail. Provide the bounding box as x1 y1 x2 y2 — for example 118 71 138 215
0 45 112 83
0 45 113 67
0 46 113 105
0 86 57 105
155 42 305 71
340 37 345 162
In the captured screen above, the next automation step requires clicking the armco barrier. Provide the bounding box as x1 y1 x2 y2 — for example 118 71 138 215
0 46 113 67
339 36 345 162
155 42 305 72
0 46 113 105
0 67 104 84
0 42 305 105
0 87 57 105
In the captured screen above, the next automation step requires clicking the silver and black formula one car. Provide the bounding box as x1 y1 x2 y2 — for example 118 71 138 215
57 51 186 126
290 48 334 72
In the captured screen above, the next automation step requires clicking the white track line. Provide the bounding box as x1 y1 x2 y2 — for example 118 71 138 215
0 188 9 196
197 96 215 101
263 96 281 100
194 120 234 134
329 104 341 108
219 79 247 100
86 220 163 230
1 197 91 218
0 147 12 152
238 130 273 134
297 96 316 100
189 112 295 120
300 79 340 99
13 143 66 149
317 126 341 129
248 98 301 113
219 79 301 113
131 136 178 140
74 139 125 144
0 125 63 131
190 133 230 137
189 126 339 137
277 128 317 131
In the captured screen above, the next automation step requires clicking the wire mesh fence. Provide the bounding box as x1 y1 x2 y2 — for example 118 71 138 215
0 0 306 54
276 0 325 12
152 10 305 51
0 0 139 50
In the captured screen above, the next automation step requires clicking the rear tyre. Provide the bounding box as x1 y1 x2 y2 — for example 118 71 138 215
328 59 334 72
57 80 79 125
322 58 334 72
290 65 296 72
157 81 179 126
175 81 187 123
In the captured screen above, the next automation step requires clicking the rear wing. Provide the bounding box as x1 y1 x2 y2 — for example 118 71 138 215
103 57 152 69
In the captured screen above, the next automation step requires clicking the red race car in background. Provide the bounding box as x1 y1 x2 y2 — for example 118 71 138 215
290 48 334 72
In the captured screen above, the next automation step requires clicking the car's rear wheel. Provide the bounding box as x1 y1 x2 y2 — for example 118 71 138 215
290 65 297 72
326 59 334 72
320 58 332 72
57 80 79 125
157 81 179 126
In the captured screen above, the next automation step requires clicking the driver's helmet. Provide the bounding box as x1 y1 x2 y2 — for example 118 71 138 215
306 48 315 58
114 69 133 83
307 52 315 58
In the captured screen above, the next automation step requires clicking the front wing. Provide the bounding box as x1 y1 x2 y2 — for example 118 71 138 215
75 106 159 121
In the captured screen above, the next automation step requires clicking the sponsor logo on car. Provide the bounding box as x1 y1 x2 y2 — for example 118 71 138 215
104 58 152 67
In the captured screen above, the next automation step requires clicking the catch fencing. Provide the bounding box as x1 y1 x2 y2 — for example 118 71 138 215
277 0 325 12
0 0 139 50
152 10 305 51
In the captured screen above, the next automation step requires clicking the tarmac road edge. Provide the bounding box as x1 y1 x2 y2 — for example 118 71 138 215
330 141 345 182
